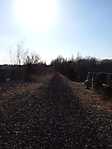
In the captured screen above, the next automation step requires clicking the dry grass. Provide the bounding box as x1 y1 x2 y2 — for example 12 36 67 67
0 73 112 148
70 81 112 112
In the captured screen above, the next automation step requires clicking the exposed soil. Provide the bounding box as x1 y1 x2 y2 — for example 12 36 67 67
71 81 112 112
0 73 112 148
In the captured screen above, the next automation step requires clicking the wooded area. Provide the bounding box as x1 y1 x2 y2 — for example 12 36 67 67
1 56 112 83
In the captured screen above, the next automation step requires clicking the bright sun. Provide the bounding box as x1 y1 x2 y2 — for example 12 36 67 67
14 0 57 32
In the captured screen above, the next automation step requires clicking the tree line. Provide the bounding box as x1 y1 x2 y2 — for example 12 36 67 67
1 46 112 83
50 56 112 82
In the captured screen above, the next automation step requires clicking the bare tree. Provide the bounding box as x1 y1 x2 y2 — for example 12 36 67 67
16 42 24 65
23 53 40 65
9 41 40 65
9 49 12 64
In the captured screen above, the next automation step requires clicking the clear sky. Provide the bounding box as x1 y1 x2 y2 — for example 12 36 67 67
0 0 112 64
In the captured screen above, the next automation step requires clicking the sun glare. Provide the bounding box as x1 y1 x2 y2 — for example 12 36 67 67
14 0 57 32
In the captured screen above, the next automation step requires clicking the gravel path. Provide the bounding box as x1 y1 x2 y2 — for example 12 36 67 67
0 73 112 148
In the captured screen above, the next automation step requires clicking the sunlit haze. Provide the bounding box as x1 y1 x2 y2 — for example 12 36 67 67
14 0 57 32
0 0 112 64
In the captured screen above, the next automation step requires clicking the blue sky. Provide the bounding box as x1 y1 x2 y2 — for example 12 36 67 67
0 0 112 64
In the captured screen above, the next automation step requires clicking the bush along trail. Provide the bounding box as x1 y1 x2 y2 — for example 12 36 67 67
0 73 112 148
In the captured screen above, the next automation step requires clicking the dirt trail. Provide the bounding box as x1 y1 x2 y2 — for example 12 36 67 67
0 73 112 148
71 81 112 111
